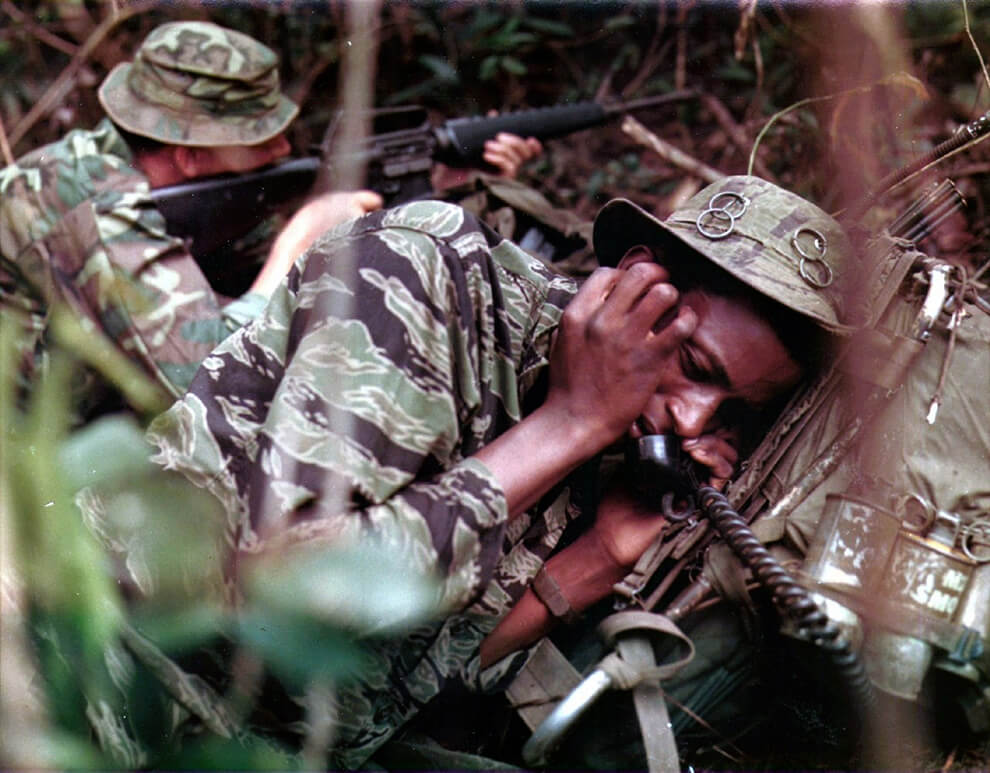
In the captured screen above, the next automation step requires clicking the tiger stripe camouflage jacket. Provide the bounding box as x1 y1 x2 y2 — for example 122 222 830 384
147 200 584 767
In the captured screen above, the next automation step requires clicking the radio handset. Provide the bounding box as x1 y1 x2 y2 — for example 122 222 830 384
625 435 705 518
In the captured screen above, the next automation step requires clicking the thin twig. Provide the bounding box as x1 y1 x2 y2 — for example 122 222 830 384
747 75 918 178
1 1 79 57
952 162 990 177
621 15 672 100
734 0 758 61
972 256 990 283
675 26 687 92
962 0 990 95
623 115 725 184
749 34 765 124
940 745 956 772
0 112 13 167
702 93 776 181
9 1 155 150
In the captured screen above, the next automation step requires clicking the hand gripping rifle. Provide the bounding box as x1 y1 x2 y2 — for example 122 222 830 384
150 94 694 260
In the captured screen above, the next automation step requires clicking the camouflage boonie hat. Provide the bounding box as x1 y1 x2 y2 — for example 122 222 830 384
98 21 298 147
594 176 855 333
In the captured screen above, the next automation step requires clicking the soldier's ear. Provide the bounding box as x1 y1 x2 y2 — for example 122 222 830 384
616 244 659 270
173 146 210 179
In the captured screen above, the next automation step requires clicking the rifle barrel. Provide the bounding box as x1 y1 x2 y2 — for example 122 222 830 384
436 91 698 165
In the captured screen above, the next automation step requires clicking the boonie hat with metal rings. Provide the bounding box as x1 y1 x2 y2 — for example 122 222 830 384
593 176 855 333
98 21 298 147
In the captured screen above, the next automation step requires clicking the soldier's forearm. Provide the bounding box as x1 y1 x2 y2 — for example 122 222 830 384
479 530 625 667
473 400 607 521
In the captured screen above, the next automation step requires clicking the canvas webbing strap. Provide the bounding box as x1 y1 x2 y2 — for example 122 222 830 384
506 637 583 732
612 528 678 603
599 612 694 773
517 611 693 771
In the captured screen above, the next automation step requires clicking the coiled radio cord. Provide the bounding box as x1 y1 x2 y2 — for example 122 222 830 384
697 484 877 714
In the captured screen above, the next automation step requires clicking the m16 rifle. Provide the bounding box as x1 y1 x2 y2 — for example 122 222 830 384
151 94 694 262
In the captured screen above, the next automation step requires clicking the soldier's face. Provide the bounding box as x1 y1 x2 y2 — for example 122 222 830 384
188 133 292 176
618 246 802 443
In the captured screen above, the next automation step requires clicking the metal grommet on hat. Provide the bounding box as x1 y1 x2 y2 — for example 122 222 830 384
695 191 750 240
591 176 856 333
792 227 834 288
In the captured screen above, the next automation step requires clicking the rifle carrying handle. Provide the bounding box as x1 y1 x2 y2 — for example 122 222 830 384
435 101 608 165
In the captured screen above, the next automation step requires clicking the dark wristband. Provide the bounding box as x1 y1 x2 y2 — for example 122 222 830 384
531 566 580 625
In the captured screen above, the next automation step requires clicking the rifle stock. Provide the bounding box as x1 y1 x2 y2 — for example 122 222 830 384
152 157 320 260
151 92 695 262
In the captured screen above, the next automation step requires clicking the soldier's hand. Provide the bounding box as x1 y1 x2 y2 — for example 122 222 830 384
591 473 669 570
683 427 739 489
482 132 542 178
250 190 384 297
431 108 543 190
545 263 698 451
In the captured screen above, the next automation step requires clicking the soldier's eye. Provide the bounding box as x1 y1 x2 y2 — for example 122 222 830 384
679 344 709 383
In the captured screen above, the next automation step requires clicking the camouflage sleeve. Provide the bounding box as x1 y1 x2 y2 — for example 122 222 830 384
86 189 269 395
149 201 575 611
0 123 268 399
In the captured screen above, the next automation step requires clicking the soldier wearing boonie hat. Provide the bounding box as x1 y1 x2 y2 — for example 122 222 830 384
0 19 313 420
593 175 855 334
98 20 298 147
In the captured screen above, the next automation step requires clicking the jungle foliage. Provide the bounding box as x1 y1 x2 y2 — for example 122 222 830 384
2 1 990 770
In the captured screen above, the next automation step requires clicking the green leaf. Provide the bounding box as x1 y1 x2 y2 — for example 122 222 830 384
26 729 110 771
158 734 302 771
604 15 637 32
464 7 504 37
71 469 227 602
243 543 440 635
520 17 574 36
499 56 528 76
129 602 229 653
236 609 368 690
716 62 756 83
490 31 538 51
384 78 452 106
418 54 459 82
479 55 500 81
58 414 154 491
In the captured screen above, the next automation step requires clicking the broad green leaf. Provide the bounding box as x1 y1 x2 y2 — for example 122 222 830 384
157 735 302 772
129 602 229 653
58 414 155 492
499 56 528 76
236 609 368 689
418 54 459 82
520 17 574 36
479 55 499 81
243 543 441 635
